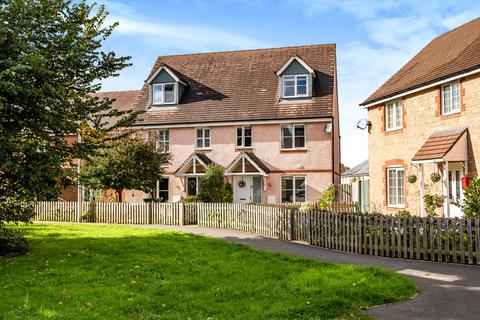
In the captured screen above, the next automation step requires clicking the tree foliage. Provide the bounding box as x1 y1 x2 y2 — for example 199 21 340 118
318 185 336 210
462 176 480 218
198 164 227 203
0 0 137 226
80 138 170 202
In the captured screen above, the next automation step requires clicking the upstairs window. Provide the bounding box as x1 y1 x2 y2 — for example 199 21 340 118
236 126 252 148
442 81 460 115
281 124 305 149
196 128 211 149
152 83 175 105
282 75 308 98
155 130 169 152
385 99 402 131
387 167 405 208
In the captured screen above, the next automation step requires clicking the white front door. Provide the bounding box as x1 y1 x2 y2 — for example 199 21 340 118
234 176 253 203
448 163 464 218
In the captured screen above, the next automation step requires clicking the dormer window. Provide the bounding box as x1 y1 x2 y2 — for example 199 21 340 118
153 83 175 105
282 75 308 98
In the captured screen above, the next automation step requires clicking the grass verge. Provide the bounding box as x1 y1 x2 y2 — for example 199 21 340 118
0 223 417 319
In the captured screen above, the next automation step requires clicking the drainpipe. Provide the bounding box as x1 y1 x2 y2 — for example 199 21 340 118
443 162 450 218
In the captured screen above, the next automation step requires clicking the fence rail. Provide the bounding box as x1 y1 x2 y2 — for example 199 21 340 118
34 202 197 225
32 202 480 265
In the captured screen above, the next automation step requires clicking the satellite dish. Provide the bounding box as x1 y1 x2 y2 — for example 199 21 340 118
356 119 371 130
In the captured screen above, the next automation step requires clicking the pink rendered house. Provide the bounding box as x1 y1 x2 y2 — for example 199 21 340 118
115 44 340 203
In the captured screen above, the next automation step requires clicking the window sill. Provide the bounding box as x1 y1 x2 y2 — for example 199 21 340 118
235 147 253 151
195 148 212 152
280 149 307 153
387 205 405 209
385 127 403 133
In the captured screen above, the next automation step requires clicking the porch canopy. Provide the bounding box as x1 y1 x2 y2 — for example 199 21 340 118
174 152 215 177
411 127 468 164
224 152 270 176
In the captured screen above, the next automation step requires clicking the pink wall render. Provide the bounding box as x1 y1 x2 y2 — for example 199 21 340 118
159 121 335 203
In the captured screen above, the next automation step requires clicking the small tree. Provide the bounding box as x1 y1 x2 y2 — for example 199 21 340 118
462 176 480 218
80 138 170 202
198 164 225 203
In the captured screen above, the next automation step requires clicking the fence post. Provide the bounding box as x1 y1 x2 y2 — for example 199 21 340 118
148 202 153 225
290 208 297 240
179 202 185 226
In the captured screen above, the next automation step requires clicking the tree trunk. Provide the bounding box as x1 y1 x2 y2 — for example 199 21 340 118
117 189 123 203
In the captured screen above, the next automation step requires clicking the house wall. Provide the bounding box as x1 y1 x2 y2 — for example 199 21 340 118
144 121 336 203
368 73 480 215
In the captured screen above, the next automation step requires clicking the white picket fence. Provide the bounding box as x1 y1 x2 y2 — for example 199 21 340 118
34 202 195 225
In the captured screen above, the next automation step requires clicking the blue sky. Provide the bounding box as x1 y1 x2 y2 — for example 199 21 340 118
99 0 480 167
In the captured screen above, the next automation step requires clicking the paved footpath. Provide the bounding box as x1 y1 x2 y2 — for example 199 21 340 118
137 224 480 320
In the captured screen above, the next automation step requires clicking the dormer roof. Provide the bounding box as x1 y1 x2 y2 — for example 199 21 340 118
276 56 315 77
146 64 187 86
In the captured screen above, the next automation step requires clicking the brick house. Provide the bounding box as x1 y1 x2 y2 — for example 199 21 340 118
107 44 341 203
361 18 480 217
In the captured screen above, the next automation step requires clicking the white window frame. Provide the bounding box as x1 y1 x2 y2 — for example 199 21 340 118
195 127 211 150
152 83 176 105
387 166 405 208
236 126 252 148
442 81 460 115
155 129 169 152
282 75 309 98
281 124 306 150
385 98 403 131
281 176 307 203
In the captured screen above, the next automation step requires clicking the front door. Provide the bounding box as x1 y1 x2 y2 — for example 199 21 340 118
234 176 253 203
448 163 464 217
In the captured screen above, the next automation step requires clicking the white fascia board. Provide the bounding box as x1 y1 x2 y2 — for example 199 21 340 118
130 117 331 130
362 67 480 108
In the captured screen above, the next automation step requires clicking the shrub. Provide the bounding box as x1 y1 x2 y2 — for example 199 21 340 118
198 164 226 202
424 193 445 217
222 183 233 203
318 185 335 210
395 210 411 218
183 195 200 203
0 228 29 256
463 176 480 218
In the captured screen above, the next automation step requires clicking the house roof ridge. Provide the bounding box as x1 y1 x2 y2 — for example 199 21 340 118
155 43 336 60
96 89 141 94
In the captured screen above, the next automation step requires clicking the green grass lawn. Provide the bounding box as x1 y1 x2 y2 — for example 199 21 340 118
0 223 416 319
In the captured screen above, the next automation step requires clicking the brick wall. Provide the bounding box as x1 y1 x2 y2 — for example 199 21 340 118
368 73 480 215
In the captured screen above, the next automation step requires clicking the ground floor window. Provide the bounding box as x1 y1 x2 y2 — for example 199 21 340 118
187 177 199 196
281 176 306 203
387 167 404 207
157 178 169 202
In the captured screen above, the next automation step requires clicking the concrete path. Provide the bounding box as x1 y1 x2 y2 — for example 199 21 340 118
140 225 480 320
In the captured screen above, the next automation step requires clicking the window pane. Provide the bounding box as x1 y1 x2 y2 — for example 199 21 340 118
244 127 251 137
297 85 307 95
452 82 460 111
164 92 175 103
153 85 163 104
297 76 307 86
395 102 402 127
294 177 305 191
388 169 397 205
204 128 210 138
282 177 293 190
164 83 174 92
283 76 295 86
282 125 293 137
196 138 203 148
456 171 461 200
244 136 252 147
196 129 203 138
282 136 293 149
294 137 305 148
397 169 404 205
237 136 243 147
204 138 210 148
443 84 451 114
284 86 295 97
294 125 305 137
282 190 294 203
187 178 197 196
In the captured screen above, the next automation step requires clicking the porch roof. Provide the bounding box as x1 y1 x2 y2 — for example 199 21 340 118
412 127 468 163
174 152 215 176
224 152 270 176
